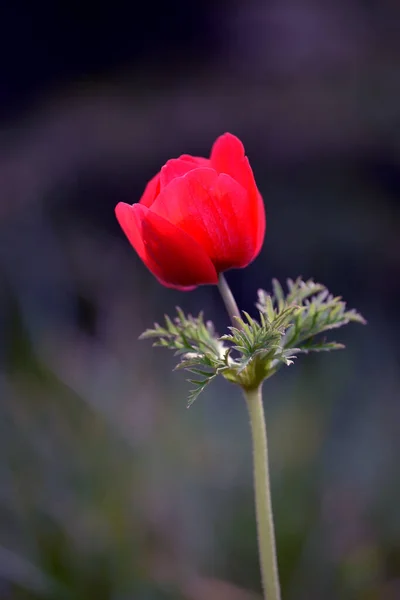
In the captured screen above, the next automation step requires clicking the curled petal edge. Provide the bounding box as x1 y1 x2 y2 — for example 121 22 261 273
115 202 218 289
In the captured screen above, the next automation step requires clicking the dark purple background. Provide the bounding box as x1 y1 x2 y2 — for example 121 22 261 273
0 2 399 599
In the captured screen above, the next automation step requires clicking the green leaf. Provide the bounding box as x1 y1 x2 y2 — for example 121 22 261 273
272 278 285 311
187 373 218 407
141 309 229 405
258 278 366 358
296 340 345 353
141 279 365 403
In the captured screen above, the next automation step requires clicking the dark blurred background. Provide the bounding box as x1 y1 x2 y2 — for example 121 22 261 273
0 1 399 599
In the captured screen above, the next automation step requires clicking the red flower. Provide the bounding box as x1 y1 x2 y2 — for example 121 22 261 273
115 133 265 290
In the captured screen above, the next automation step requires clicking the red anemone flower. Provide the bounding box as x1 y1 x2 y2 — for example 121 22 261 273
115 133 265 290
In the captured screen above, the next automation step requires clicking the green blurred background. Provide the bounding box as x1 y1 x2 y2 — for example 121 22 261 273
0 1 399 598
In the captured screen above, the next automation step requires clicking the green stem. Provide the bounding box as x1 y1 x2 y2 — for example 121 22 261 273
217 274 281 599
218 273 242 326
244 386 281 600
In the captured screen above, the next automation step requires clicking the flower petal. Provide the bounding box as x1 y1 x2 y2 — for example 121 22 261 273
211 132 266 257
151 167 259 272
160 158 201 189
139 156 209 208
159 155 210 189
210 133 250 189
115 202 218 288
139 172 161 207
178 154 211 167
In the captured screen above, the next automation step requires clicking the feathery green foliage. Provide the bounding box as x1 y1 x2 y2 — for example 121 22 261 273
257 278 366 353
141 278 365 405
140 309 231 406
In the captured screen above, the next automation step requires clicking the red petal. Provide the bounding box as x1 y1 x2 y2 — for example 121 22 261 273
139 172 161 208
151 167 259 273
254 190 266 256
211 132 266 258
178 154 211 167
160 158 200 189
210 133 249 188
139 157 210 207
115 202 218 289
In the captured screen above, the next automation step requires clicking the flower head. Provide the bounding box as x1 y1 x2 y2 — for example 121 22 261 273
115 133 266 289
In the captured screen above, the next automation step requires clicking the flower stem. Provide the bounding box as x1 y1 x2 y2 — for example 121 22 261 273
244 386 281 600
217 275 281 599
218 274 241 325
